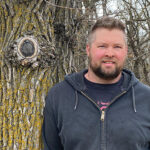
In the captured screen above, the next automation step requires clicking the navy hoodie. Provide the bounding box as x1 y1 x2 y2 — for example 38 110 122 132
42 69 150 150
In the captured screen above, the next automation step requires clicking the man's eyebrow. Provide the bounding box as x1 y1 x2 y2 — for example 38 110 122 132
114 43 124 46
96 42 107 44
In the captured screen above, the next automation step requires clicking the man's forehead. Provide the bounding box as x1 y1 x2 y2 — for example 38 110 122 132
93 28 127 43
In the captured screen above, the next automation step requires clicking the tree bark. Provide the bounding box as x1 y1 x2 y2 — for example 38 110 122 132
0 0 97 149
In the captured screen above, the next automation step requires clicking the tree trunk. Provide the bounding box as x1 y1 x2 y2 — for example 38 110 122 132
0 0 97 149
0 1 56 148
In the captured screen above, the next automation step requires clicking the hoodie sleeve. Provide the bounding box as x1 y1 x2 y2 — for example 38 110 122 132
42 91 63 150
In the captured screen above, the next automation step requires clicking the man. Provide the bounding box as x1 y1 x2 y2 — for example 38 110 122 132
42 17 150 150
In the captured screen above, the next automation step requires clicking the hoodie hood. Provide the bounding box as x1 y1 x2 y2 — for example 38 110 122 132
65 69 139 92
65 69 139 112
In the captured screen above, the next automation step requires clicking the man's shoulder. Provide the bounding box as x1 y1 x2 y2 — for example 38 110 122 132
48 79 70 94
45 79 72 106
136 81 150 93
49 69 87 94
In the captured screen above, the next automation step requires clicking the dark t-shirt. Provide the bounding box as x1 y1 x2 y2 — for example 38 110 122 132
84 74 124 110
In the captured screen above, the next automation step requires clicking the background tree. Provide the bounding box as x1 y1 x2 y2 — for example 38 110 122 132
115 0 150 84
0 0 99 149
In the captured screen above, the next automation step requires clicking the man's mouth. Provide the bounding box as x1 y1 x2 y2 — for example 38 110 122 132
102 61 115 64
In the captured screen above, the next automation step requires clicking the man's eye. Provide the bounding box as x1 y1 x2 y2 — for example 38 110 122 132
115 46 122 49
98 45 105 48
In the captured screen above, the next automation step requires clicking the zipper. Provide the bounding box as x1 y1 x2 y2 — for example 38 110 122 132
101 110 105 150
80 91 101 111
80 91 107 150
101 110 105 121
108 91 127 107
80 90 127 150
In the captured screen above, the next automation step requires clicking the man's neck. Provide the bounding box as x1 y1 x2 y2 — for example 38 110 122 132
85 69 122 84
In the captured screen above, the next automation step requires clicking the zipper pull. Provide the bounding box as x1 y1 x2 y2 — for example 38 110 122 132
101 110 105 121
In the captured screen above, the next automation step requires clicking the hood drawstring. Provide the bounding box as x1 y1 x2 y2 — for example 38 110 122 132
132 86 137 112
74 91 78 110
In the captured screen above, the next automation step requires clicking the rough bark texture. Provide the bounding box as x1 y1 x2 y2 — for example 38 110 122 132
0 0 96 149
0 1 57 149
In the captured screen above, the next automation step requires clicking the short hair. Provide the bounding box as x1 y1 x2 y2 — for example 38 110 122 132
88 16 126 45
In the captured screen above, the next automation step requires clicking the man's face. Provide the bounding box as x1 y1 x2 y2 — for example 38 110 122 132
86 28 128 81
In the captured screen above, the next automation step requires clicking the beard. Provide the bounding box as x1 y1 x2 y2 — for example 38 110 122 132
89 57 123 80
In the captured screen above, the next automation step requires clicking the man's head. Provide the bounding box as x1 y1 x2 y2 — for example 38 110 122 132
88 16 127 46
86 16 128 84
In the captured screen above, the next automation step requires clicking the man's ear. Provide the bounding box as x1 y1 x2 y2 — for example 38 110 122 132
86 44 90 57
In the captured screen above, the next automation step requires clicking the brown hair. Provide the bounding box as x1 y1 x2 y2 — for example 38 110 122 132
88 16 126 45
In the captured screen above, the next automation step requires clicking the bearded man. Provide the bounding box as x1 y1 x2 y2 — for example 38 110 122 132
42 16 150 150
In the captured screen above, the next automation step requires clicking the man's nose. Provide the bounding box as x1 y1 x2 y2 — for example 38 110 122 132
105 47 114 57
